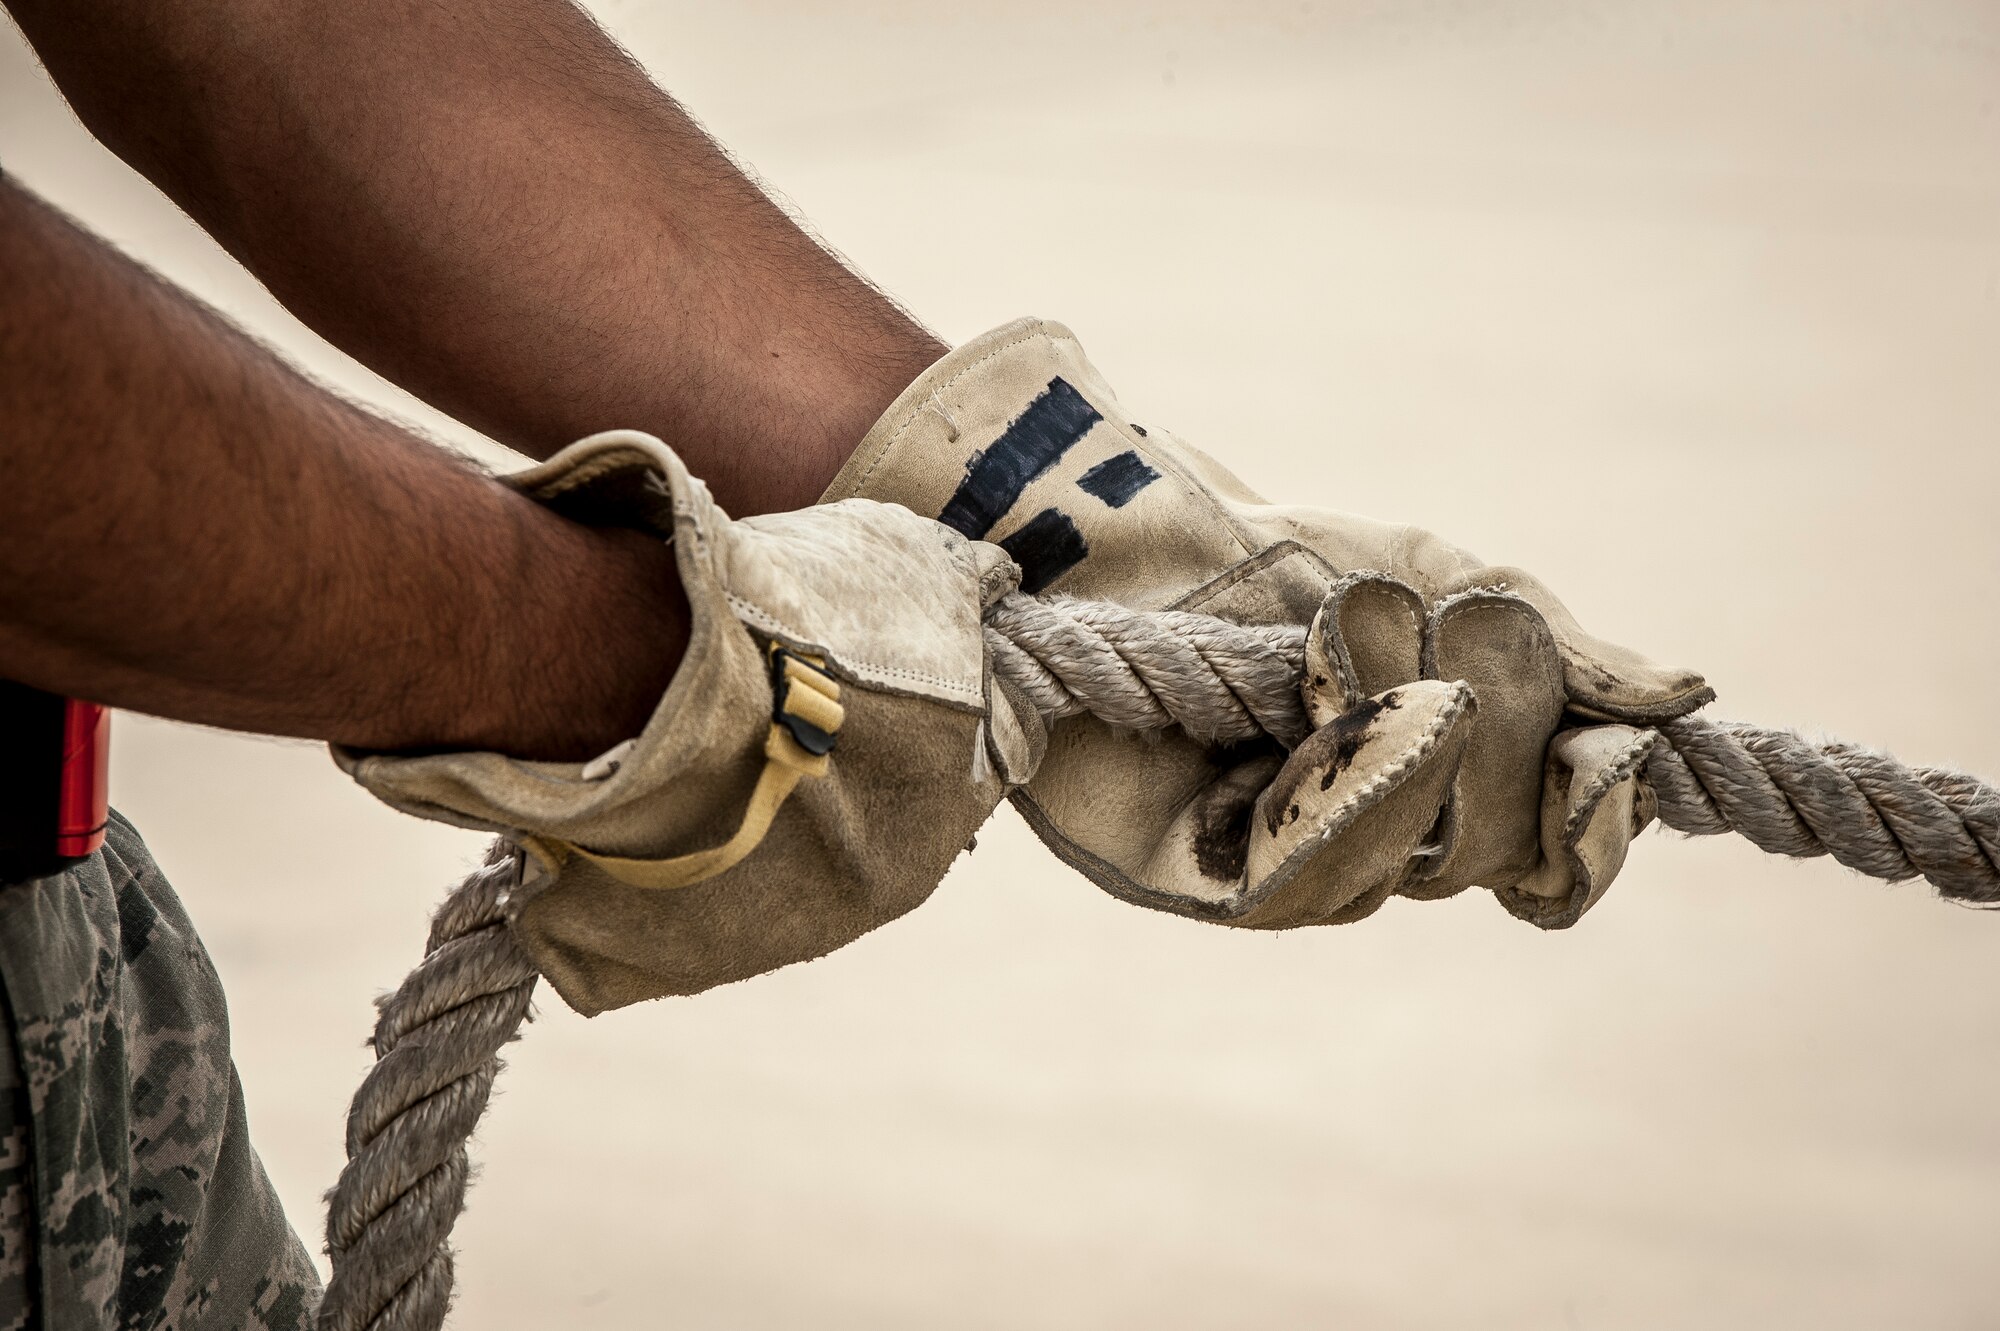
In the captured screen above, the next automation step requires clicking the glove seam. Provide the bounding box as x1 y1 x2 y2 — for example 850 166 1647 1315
721 589 986 707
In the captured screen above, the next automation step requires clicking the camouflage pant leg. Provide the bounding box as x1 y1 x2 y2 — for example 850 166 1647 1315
0 809 321 1330
0 990 32 1330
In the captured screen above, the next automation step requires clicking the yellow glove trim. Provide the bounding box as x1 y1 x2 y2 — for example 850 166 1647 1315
523 646 843 891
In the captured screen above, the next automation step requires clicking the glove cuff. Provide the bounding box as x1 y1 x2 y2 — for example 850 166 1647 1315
338 431 1020 1012
823 317 1096 510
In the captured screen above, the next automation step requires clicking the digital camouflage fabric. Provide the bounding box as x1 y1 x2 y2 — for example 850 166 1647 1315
0 810 319 1329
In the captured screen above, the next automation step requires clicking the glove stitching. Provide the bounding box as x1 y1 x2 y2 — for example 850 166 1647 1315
721 589 985 705
1231 681 1473 921
1558 729 1660 845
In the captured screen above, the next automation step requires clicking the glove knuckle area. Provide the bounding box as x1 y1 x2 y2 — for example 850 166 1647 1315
724 499 998 707
1304 573 1425 724
1446 566 1711 723
1408 590 1566 894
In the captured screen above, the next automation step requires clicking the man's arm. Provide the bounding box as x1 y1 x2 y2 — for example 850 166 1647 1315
0 179 683 760
3 0 942 517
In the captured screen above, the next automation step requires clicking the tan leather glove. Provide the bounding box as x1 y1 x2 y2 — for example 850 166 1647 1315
338 431 1041 1014
822 320 1712 930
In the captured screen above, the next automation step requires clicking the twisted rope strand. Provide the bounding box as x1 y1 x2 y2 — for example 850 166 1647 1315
320 842 538 1331
984 594 1309 746
1649 718 2000 902
323 596 2000 1329
984 598 2000 902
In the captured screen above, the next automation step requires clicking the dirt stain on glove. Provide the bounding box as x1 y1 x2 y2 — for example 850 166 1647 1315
1188 740 1286 882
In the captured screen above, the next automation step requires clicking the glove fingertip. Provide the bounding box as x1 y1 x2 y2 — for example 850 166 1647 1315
1498 725 1659 929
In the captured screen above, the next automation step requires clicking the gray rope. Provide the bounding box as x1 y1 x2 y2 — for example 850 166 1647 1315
982 593 1311 747
321 594 1999 1330
320 841 538 1330
985 595 2000 903
1646 717 2000 903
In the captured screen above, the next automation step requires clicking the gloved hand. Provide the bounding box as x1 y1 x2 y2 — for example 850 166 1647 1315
337 430 1042 1014
822 320 1712 930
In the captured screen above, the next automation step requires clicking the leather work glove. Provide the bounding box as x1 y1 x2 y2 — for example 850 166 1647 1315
821 320 1713 931
337 430 1042 1015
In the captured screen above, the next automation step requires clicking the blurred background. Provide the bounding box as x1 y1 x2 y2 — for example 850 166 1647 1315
4 2 1999 1326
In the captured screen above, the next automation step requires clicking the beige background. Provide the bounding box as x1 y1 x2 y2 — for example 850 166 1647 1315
5 2 2000 1326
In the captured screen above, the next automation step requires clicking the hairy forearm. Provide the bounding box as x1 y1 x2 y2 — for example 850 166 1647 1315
0 180 684 759
5 0 941 515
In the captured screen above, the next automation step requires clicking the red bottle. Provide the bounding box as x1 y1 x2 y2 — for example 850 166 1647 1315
0 681 110 882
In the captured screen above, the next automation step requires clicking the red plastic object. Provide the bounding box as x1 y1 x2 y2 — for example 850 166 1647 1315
55 699 110 857
0 682 111 880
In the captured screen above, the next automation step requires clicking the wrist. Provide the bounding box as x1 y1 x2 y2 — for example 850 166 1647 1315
400 483 688 762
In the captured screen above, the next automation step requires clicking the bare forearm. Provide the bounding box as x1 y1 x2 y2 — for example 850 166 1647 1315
0 180 683 759
5 0 941 515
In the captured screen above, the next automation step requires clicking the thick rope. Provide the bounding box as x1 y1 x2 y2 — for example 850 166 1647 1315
984 595 2000 904
982 594 1311 746
1645 717 2000 903
320 842 538 1331
322 594 2000 1329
